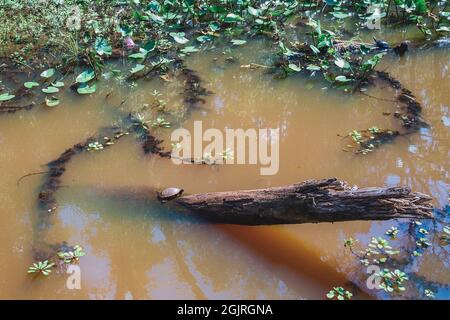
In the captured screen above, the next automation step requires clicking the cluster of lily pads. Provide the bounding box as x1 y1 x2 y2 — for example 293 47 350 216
1 1 448 97
0 67 98 108
27 245 86 277
339 206 450 299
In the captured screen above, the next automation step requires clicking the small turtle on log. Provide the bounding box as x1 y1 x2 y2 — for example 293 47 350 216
157 187 184 202
373 37 390 50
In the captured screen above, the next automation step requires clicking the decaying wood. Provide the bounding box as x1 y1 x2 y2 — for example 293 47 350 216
174 178 433 225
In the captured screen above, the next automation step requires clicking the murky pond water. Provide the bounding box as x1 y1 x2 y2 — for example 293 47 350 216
0 39 448 299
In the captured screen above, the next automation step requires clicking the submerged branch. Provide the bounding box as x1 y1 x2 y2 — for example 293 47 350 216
37 127 129 213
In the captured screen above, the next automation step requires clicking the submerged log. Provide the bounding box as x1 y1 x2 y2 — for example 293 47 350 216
174 178 433 225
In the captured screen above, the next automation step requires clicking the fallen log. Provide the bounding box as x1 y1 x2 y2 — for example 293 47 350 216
174 178 433 225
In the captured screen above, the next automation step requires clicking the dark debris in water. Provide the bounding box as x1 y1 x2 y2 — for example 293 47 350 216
343 128 400 155
174 57 213 109
126 113 171 157
376 71 428 131
37 127 129 213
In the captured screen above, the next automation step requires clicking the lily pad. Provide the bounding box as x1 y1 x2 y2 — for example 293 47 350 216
94 37 112 56
247 7 260 17
51 81 65 88
131 64 145 74
231 39 247 46
76 70 95 83
335 75 352 82
40 68 55 78
288 64 301 72
77 84 97 95
223 13 243 23
307 65 321 71
0 93 15 101
196 35 213 43
169 32 189 44
42 86 59 94
335 58 349 69
180 46 199 54
209 22 220 32
24 82 39 89
128 51 147 60
45 96 60 107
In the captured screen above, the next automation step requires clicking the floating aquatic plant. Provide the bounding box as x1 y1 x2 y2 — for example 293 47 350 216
77 84 97 95
27 260 55 276
152 117 171 128
424 289 435 298
385 226 399 239
326 287 353 300
76 70 96 84
24 82 39 89
45 96 60 107
0 93 15 101
86 141 104 151
376 269 408 293
57 245 86 264
40 68 55 79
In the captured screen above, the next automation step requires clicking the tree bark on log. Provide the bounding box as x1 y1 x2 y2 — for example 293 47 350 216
174 178 433 225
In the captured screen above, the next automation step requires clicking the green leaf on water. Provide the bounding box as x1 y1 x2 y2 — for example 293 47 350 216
94 37 112 56
51 81 65 88
42 86 59 94
180 46 199 54
332 11 349 19
24 81 39 89
0 93 15 101
436 26 450 33
76 70 95 83
288 63 301 72
128 52 147 60
335 58 349 69
131 64 145 74
247 7 260 17
231 39 247 46
77 84 96 95
40 68 55 78
223 13 243 23
209 6 226 14
196 35 213 43
307 64 321 71
209 22 220 32
335 75 352 82
169 32 189 44
45 96 60 107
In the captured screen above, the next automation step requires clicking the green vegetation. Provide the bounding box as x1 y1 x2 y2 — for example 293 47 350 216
27 260 55 276
57 245 86 264
1 1 448 299
326 286 353 300
1 0 448 84
340 204 449 299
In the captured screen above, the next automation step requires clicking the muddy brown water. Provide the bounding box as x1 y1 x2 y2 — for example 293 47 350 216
0 40 448 299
